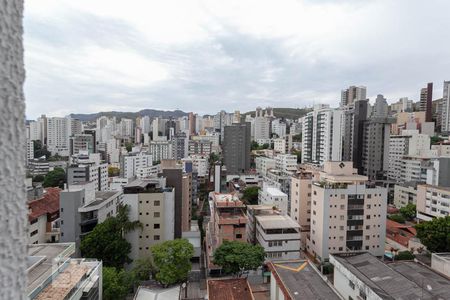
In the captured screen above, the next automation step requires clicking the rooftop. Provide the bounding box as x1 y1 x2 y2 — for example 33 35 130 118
207 278 254 300
331 252 450 300
134 285 180 300
256 215 300 230
81 191 121 208
265 187 287 197
269 260 340 300
28 187 60 222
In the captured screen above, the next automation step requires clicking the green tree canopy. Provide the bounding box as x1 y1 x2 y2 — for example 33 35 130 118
415 216 450 252
33 140 51 159
430 136 445 145
32 174 45 183
108 166 120 177
80 205 141 269
388 214 406 224
125 142 133 152
395 250 415 260
102 267 134 300
151 239 194 286
213 240 265 277
241 186 260 205
399 203 416 221
43 167 66 188
132 257 154 281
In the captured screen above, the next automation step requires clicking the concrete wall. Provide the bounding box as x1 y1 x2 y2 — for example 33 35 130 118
0 1 27 298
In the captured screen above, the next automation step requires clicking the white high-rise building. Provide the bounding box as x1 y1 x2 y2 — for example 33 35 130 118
141 115 151 134
152 117 160 140
120 118 133 137
387 130 430 181
301 105 344 165
271 119 286 138
120 152 153 179
254 116 270 140
46 117 71 156
29 120 41 141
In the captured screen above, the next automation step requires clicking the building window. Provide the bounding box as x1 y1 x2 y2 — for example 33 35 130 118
30 218 38 225
365 235 370 240
366 225 370 229
341 195 345 199
60 208 63 212
236 234 242 239
154 200 160 206
340 215 345 220
366 204 371 209
366 215 371 219
314 191 317 195
367 194 372 199
340 205 345 210
154 224 160 229
154 212 160 218
30 230 38 237
154 235 160 240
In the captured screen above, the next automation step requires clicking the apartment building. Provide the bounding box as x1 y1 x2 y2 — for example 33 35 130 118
416 184 450 221
60 182 123 254
307 161 387 262
67 152 108 191
27 243 102 299
275 154 297 175
255 156 276 177
431 140 450 156
120 151 153 179
246 205 280 245
255 214 301 260
28 187 60 244
223 122 251 174
148 139 172 162
393 181 418 208
123 178 175 261
388 131 430 181
258 183 289 215
206 192 247 273
70 133 96 155
46 117 71 156
301 104 343 165
188 140 212 156
290 171 313 250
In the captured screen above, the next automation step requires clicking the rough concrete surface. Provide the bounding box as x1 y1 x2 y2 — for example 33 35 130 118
0 0 27 299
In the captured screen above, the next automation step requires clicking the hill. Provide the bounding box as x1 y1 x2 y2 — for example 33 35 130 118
70 109 188 122
244 107 312 120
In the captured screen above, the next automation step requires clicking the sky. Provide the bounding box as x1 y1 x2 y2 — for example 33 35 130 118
24 0 450 119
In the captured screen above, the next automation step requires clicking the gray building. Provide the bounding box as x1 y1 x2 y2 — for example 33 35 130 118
342 99 368 172
361 96 394 180
70 132 96 156
223 122 251 174
171 132 187 160
60 182 123 255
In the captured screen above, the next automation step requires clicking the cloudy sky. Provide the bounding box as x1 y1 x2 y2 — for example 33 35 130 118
24 0 450 119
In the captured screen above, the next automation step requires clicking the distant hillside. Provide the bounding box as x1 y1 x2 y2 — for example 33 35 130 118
244 107 312 120
70 109 188 122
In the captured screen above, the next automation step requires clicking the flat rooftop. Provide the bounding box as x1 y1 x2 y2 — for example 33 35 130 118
265 187 287 197
269 260 340 300
82 191 120 208
207 278 253 300
331 252 450 300
256 215 300 230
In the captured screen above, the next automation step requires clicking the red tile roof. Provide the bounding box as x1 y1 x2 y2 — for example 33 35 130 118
207 278 254 300
28 188 60 222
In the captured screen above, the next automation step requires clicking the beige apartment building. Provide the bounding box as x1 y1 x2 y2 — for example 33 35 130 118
290 171 313 250
417 184 450 221
123 178 175 262
307 161 387 262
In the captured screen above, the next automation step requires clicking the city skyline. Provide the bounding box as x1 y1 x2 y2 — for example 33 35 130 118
25 0 450 119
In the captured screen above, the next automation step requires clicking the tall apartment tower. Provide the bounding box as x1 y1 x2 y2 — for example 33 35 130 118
342 99 368 171
442 81 450 133
419 82 433 122
223 122 251 174
340 86 367 107
301 105 343 166
188 112 196 136
307 161 387 262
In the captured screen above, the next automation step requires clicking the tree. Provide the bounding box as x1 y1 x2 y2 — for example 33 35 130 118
395 250 415 260
388 214 406 224
213 240 265 277
108 166 120 177
241 186 260 205
132 257 154 281
33 140 51 159
151 239 194 286
415 216 450 252
32 174 45 183
430 136 445 145
251 141 259 151
261 143 270 149
399 203 416 221
125 142 133 152
291 149 302 163
80 205 141 268
103 267 133 300
43 167 66 188
292 133 302 142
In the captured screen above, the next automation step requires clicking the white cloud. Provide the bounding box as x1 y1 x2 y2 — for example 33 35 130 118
24 0 450 118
